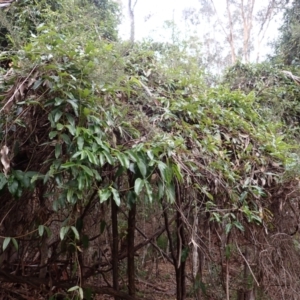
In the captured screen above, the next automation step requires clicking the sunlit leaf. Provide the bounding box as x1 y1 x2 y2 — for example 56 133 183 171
3 237 11 251
134 178 144 195
98 189 111 203
111 187 120 206
137 158 147 178
71 226 80 240
38 225 45 237
60 226 70 240
144 180 153 202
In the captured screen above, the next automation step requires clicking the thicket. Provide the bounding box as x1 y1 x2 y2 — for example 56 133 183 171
0 1 300 300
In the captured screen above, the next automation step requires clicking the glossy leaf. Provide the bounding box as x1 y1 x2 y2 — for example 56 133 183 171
3 237 11 251
111 187 120 206
134 178 144 195
98 189 111 203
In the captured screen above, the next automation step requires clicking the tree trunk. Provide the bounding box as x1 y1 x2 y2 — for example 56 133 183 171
226 0 237 64
128 0 137 43
175 182 186 300
127 202 136 296
240 0 255 63
111 199 119 300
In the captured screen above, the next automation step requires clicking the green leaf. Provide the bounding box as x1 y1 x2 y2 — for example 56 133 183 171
80 165 94 176
8 180 19 196
225 223 232 235
233 221 244 232
146 150 154 160
134 178 144 195
45 226 51 237
66 113 75 127
38 225 45 237
68 286 80 292
0 174 7 190
103 151 114 165
12 238 18 250
144 180 153 202
66 124 76 136
56 123 64 131
60 226 70 240
137 158 147 178
71 226 80 240
111 188 120 206
67 189 74 202
126 150 138 162
86 150 98 165
79 287 84 299
172 163 183 182
54 110 63 122
98 189 111 203
77 137 84 150
92 169 101 181
84 287 92 300
158 161 167 182
3 237 11 251
166 182 175 203
55 144 62 159
99 153 105 166
116 152 130 169
49 131 58 139
61 162 78 168
61 133 71 145
158 181 164 200
67 99 79 116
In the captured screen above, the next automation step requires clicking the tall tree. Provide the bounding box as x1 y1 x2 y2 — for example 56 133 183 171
273 0 300 65
128 0 138 43
196 0 285 65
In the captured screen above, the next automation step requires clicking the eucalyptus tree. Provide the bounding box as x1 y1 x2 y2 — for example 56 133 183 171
194 0 285 67
273 0 300 65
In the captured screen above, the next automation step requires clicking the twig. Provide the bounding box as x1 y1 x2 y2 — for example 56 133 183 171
236 242 260 287
0 65 37 114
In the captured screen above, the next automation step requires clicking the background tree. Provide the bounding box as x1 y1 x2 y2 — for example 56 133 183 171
194 0 285 67
128 0 138 43
273 0 300 65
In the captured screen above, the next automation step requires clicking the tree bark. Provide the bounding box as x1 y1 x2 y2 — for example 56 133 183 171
128 0 138 43
226 0 237 64
111 199 119 300
240 0 255 62
175 182 186 300
127 202 136 296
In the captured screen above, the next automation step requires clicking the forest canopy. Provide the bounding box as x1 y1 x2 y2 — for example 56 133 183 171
0 1 300 300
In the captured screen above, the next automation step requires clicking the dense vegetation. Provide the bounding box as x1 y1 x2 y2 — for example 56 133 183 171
0 1 300 300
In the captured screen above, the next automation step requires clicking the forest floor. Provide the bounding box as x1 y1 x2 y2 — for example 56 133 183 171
101 258 195 300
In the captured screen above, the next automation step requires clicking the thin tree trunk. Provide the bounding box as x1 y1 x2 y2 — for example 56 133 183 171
225 258 230 300
128 0 138 43
226 0 236 64
255 1 276 62
192 215 199 278
197 247 204 299
175 182 186 300
127 202 136 296
240 0 255 62
111 199 119 300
